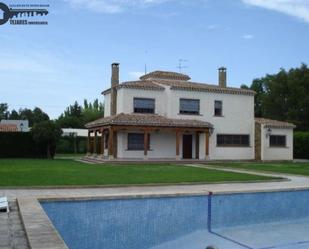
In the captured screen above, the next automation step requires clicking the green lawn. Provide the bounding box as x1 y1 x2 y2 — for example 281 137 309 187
55 153 85 158
0 159 277 187
210 162 309 176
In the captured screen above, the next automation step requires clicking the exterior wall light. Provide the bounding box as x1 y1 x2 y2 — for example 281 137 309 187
209 127 214 136
266 127 272 138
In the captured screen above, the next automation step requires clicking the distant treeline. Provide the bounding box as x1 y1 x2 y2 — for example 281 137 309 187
241 63 309 131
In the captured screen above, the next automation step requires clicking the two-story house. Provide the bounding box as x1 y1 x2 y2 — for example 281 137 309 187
85 63 295 161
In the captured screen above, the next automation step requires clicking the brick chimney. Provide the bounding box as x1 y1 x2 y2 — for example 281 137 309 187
218 67 227 88
110 63 119 116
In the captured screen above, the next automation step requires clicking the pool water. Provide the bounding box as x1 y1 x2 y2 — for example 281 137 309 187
41 190 309 249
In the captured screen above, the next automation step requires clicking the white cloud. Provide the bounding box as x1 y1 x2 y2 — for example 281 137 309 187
242 34 254 39
207 24 216 30
65 0 172 14
129 71 144 79
242 0 309 23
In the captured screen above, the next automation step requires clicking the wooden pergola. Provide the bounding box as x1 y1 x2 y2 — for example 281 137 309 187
85 113 213 160
86 125 211 160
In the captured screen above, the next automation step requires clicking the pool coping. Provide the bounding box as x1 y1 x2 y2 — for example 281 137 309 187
17 186 309 249
0 177 286 189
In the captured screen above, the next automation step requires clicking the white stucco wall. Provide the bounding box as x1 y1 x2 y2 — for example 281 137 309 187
261 125 294 161
168 90 255 160
104 85 255 160
116 88 167 115
104 93 111 117
117 131 198 159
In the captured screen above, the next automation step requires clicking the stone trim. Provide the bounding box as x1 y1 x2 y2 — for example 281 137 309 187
18 198 68 249
255 118 296 129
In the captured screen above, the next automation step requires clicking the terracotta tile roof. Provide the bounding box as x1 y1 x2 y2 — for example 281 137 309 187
102 80 165 94
152 79 255 95
85 113 213 129
140 70 191 81
102 71 255 96
0 124 18 132
255 118 296 129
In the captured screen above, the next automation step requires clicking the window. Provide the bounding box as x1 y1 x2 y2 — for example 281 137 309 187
270 135 286 147
134 98 155 113
214 100 223 116
179 99 200 115
217 134 250 147
128 133 150 150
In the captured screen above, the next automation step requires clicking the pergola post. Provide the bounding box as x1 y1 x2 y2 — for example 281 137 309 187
87 130 91 156
108 127 114 159
205 129 209 160
100 129 105 158
144 130 148 159
195 132 200 159
93 130 98 156
176 130 180 160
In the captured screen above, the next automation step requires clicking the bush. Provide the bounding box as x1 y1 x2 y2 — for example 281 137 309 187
294 132 309 159
0 132 46 158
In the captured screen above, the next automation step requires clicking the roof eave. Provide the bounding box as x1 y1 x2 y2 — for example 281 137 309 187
170 86 256 96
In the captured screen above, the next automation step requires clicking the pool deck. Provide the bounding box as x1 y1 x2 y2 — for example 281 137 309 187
2 166 309 249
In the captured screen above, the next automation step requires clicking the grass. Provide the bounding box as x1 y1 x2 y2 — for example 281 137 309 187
0 159 277 187
55 153 85 158
209 162 309 176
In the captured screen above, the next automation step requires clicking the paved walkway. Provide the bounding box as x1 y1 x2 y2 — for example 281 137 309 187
0 201 29 249
1 165 309 201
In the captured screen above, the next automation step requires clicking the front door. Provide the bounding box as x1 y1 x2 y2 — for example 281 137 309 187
182 134 192 159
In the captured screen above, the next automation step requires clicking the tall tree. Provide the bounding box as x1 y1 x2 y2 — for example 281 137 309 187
8 107 50 126
31 121 62 159
243 64 309 130
56 99 104 128
9 110 20 119
0 103 9 120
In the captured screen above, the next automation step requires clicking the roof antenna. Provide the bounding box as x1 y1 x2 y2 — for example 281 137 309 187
177 59 188 73
144 50 148 75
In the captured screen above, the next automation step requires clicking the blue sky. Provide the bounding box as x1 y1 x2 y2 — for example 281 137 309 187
1 0 309 118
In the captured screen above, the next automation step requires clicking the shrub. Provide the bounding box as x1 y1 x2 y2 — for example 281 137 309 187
0 132 45 158
294 132 309 159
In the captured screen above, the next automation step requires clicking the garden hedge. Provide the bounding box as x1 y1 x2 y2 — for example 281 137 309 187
0 132 46 158
294 131 309 159
56 136 87 154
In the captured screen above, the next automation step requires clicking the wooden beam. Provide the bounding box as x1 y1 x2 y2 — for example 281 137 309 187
108 127 114 158
176 130 180 158
144 131 148 157
111 125 207 132
101 129 105 155
205 129 209 157
195 132 200 159
87 130 91 154
93 130 97 154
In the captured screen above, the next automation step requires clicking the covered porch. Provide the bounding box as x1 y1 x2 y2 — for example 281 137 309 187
85 113 213 160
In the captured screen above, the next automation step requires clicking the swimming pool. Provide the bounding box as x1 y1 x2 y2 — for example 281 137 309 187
41 190 309 249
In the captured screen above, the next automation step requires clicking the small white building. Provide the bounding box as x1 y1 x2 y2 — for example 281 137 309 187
85 63 295 161
0 120 29 132
62 128 88 137
255 118 295 161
